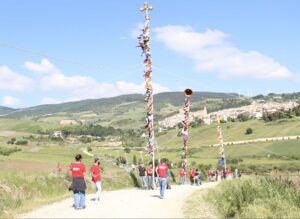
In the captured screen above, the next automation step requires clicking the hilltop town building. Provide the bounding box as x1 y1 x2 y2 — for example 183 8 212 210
159 101 298 129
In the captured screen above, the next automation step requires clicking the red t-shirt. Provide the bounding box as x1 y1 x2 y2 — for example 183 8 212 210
157 163 169 178
189 170 195 177
147 166 153 175
90 164 101 183
180 169 186 177
70 162 86 178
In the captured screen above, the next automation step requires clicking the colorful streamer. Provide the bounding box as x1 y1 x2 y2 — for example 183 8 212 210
139 2 154 155
180 89 193 171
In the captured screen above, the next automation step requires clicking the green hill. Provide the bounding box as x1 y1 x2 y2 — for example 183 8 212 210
0 92 247 130
2 92 241 118
0 106 16 115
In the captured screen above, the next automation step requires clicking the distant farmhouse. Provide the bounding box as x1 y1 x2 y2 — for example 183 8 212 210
51 131 63 138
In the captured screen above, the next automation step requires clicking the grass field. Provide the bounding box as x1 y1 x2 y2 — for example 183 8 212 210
157 118 300 148
0 118 62 133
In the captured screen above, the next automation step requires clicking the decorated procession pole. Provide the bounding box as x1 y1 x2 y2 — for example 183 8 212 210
216 117 227 172
138 2 156 187
180 89 193 172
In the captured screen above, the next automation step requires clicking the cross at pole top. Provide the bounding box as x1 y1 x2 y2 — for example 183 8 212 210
139 2 153 20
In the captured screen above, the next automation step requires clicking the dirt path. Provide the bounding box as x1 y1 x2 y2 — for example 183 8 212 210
18 182 218 218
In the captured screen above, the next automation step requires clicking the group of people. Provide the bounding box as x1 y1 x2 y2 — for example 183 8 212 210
69 153 244 210
179 168 202 186
69 155 171 211
188 168 202 186
207 168 242 182
69 154 102 210
138 159 170 199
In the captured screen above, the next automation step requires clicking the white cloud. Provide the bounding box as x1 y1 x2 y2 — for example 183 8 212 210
24 59 170 101
154 25 292 79
2 96 22 108
41 97 61 105
24 58 56 74
0 66 33 91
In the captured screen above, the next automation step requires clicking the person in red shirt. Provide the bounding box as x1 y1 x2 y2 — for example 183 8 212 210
179 168 186 185
146 162 153 190
189 168 195 185
156 159 169 199
90 157 101 203
69 154 86 209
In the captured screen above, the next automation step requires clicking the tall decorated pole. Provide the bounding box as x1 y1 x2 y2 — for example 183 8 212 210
138 2 156 187
216 117 227 172
180 89 193 172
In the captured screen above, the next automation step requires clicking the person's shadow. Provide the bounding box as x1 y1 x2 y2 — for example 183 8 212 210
151 195 161 199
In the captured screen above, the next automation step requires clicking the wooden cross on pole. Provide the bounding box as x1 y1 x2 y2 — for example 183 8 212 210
139 2 153 20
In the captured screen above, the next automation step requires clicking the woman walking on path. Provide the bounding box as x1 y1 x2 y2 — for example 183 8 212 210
69 154 87 210
146 162 153 190
90 158 101 203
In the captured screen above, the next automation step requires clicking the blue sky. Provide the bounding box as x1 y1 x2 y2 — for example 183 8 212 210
0 0 299 108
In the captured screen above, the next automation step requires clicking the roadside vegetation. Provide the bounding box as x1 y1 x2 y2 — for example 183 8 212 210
205 178 300 218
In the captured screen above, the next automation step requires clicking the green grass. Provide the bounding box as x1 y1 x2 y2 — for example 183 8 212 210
183 189 218 218
205 178 300 218
157 118 300 148
0 118 62 133
0 172 71 218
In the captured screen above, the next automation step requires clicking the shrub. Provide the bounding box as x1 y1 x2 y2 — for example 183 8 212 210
116 156 127 165
7 138 16 144
245 128 253 135
206 178 300 218
133 155 137 165
15 140 28 145
124 147 131 154
0 147 21 156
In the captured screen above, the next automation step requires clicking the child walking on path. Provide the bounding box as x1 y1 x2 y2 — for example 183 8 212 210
90 158 102 203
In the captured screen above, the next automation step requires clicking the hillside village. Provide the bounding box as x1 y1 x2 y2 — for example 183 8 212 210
159 101 299 128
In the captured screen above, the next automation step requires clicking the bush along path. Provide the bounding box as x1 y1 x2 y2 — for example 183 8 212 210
205 178 300 218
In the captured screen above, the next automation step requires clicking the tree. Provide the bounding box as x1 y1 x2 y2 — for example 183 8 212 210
245 128 253 135
7 138 16 144
133 155 137 165
124 147 131 154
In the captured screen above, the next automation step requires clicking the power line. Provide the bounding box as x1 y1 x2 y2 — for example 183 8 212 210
152 65 244 99
0 40 89 66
